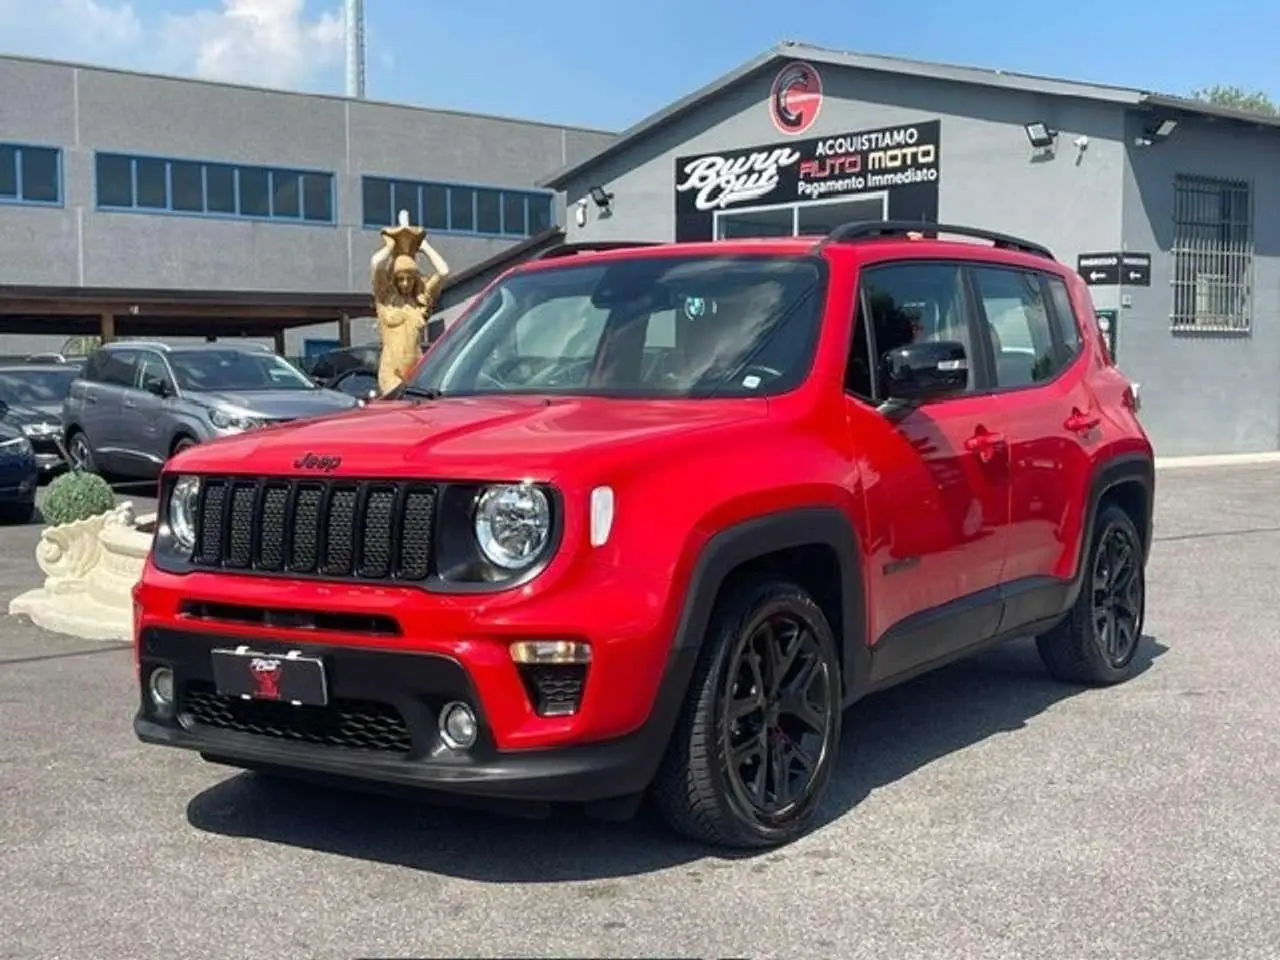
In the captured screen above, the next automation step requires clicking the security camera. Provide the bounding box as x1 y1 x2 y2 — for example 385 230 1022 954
1074 135 1089 149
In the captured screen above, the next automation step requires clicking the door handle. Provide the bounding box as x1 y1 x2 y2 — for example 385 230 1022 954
1064 408 1101 433
964 427 1006 463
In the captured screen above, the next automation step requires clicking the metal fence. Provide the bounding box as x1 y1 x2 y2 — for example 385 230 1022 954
1170 174 1253 333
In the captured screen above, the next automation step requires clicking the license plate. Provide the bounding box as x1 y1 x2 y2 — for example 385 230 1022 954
211 646 329 706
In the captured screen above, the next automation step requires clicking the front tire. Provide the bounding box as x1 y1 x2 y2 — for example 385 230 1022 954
66 430 97 474
1036 503 1146 685
653 575 843 849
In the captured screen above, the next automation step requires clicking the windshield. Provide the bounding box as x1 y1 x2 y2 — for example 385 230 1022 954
399 254 825 399
168 350 315 392
0 368 79 406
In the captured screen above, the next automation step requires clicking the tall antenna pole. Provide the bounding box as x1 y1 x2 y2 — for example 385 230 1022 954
344 0 365 99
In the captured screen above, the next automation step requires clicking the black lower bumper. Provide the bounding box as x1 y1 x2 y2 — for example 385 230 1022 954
134 628 695 805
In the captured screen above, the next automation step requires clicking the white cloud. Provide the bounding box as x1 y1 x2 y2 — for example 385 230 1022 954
0 0 346 91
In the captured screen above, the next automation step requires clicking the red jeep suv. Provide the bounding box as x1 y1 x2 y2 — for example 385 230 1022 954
133 221 1154 849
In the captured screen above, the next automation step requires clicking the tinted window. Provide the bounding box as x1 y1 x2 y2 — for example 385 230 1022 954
528 195 553 234
971 266 1059 388
423 184 448 230
0 368 79 404
20 147 59 203
857 262 980 393
96 153 134 207
170 161 204 212
503 193 526 235
168 350 314 392
302 173 332 222
135 158 167 208
99 349 140 388
475 190 501 233
363 177 391 227
403 255 825 399
136 354 173 394
450 188 475 231
271 170 300 218
1046 276 1083 360
206 164 236 214
393 181 420 223
0 145 15 198
238 168 270 217
335 371 378 397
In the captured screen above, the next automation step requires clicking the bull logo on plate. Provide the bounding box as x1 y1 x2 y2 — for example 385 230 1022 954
250 658 283 699
769 61 823 135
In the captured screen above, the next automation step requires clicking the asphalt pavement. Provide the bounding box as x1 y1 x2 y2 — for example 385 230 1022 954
1 466 1277 960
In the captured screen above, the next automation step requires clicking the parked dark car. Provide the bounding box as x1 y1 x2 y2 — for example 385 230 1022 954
306 343 382 397
0 419 38 523
62 341 361 481
0 364 81 474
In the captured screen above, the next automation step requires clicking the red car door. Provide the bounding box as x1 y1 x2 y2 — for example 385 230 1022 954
845 259 1012 680
967 263 1097 629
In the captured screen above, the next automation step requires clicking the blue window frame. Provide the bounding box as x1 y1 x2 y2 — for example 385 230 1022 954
0 143 63 206
94 151 336 225
361 175 555 238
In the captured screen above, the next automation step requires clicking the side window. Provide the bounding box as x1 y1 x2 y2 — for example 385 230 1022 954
1045 276 1083 362
98 349 140 388
80 351 104 382
136 353 173 394
856 261 980 394
970 267 1060 388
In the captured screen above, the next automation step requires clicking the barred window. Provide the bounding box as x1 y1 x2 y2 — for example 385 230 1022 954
1171 175 1252 333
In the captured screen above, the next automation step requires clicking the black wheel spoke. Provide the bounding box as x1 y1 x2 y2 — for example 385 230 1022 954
1091 523 1143 669
719 606 835 821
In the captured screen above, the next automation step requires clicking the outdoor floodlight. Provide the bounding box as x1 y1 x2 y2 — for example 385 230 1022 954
1150 119 1178 140
1024 122 1058 149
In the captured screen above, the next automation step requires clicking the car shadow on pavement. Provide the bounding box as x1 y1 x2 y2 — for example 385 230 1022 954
185 634 1167 881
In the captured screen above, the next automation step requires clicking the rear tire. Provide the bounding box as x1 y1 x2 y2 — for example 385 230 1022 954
1036 503 1146 685
652 575 842 849
170 436 197 458
0 501 35 525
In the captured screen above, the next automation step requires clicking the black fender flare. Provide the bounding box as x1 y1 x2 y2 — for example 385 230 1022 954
1064 452 1155 608
657 506 868 714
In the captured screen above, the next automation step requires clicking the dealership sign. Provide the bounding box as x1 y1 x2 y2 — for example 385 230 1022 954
675 119 941 215
769 61 824 135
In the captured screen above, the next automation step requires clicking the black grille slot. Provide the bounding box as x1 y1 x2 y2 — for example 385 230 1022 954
517 664 588 717
179 681 412 753
191 477 438 584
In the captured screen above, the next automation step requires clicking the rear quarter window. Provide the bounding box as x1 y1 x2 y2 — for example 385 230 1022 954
1046 276 1083 359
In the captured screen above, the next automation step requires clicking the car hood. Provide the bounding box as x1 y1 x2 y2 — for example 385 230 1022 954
174 394 770 482
4 402 61 423
197 389 360 419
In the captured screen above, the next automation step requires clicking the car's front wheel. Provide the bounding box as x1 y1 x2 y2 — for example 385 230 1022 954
66 430 97 474
653 575 843 849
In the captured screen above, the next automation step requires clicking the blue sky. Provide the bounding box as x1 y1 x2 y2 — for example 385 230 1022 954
1 0 1276 131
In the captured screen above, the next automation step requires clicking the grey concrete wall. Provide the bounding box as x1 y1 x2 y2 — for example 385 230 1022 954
1119 112 1280 456
0 55 615 356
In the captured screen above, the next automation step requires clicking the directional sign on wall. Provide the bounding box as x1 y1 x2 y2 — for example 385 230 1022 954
1077 251 1152 287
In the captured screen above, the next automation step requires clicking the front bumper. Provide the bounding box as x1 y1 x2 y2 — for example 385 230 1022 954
134 627 696 804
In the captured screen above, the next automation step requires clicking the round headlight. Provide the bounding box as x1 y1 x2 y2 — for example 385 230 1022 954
167 475 202 553
474 484 551 571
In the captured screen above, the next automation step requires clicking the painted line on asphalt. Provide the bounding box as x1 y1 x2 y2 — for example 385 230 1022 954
1156 452 1280 469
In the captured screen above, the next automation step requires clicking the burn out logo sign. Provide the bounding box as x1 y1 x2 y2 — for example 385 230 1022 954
769 61 823 135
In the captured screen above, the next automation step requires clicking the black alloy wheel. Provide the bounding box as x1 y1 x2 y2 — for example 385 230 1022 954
653 576 842 848
67 432 95 473
1091 519 1144 669
721 610 836 823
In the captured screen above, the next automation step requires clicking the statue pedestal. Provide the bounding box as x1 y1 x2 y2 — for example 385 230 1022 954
9 502 155 642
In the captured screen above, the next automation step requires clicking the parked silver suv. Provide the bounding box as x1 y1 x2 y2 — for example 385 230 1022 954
62 341 360 479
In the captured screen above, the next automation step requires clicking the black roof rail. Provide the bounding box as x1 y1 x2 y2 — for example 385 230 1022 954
533 241 664 261
814 220 1055 260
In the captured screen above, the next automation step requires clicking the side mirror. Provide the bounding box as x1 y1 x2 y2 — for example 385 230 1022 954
881 340 969 403
143 378 169 398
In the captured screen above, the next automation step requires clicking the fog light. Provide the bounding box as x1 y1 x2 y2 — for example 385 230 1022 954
148 666 174 707
439 701 478 750
509 641 592 665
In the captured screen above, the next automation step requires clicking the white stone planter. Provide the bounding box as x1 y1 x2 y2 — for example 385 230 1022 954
9 501 155 642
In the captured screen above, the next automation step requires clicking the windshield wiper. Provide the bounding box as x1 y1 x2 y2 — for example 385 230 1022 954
396 385 444 401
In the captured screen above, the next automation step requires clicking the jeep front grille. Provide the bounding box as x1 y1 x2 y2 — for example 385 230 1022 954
192 477 437 582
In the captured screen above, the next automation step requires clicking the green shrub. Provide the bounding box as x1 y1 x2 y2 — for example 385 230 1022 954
41 471 117 527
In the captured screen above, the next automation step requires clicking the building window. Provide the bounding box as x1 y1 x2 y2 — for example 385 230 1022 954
361 175 555 238
0 144 62 205
94 152 336 224
1171 175 1252 333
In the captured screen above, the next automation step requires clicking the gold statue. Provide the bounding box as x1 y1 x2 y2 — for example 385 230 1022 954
371 210 450 394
